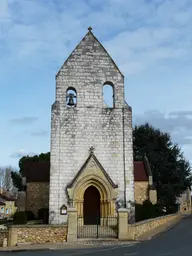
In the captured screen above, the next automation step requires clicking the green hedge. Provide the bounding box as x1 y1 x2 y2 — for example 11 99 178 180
25 211 35 221
13 211 27 224
38 208 49 224
135 200 166 222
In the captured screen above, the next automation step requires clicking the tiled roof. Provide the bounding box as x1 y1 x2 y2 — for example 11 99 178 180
23 160 150 183
134 161 148 181
0 194 15 202
23 161 50 182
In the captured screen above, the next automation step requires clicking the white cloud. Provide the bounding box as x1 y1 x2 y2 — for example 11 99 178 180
134 110 192 146
0 0 192 166
10 149 36 159
10 117 38 125
106 24 191 75
0 0 191 76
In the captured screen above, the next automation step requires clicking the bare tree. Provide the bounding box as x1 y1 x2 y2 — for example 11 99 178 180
0 166 17 192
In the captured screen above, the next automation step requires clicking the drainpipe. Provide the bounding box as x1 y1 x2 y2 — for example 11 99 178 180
122 107 127 208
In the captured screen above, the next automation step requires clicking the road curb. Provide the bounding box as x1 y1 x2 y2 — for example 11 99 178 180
0 243 134 253
0 248 56 253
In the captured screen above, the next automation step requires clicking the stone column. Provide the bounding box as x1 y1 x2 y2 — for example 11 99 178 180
118 208 128 240
16 191 26 212
3 237 7 247
8 226 18 246
67 208 78 242
149 189 157 204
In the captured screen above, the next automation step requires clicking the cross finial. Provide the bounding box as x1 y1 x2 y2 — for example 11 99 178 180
89 146 95 154
88 26 92 32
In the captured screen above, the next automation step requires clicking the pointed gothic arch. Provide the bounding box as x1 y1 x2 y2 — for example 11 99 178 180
66 152 118 218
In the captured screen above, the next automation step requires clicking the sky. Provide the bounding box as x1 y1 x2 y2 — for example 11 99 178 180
1 0 192 169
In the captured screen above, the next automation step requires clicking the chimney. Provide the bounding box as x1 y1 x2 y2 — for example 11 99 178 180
2 189 10 199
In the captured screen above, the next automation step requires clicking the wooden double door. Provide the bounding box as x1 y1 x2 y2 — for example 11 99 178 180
83 186 100 225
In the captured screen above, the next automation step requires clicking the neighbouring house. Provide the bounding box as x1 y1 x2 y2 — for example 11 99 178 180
177 187 191 212
134 155 157 205
0 201 5 219
22 162 50 217
0 190 17 219
20 156 157 218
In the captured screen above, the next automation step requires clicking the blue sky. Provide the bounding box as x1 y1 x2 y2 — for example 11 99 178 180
1 0 192 169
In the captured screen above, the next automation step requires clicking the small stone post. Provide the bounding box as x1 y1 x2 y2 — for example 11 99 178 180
8 226 18 246
67 208 78 242
149 189 157 204
3 237 7 247
118 208 128 240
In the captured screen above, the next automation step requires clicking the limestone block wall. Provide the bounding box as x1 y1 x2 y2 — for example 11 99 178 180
128 213 181 240
26 183 49 216
134 181 149 204
49 31 134 224
8 225 67 245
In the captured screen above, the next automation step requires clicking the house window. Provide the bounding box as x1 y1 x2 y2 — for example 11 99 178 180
1 207 4 213
6 209 8 214
103 82 114 108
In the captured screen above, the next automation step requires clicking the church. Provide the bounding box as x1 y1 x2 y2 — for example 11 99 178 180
21 28 158 225
49 27 134 224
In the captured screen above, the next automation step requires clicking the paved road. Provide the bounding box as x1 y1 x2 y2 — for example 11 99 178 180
6 215 192 256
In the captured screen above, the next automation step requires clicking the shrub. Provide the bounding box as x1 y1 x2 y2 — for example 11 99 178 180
166 204 179 214
135 200 166 222
13 211 27 224
25 211 35 221
38 208 49 224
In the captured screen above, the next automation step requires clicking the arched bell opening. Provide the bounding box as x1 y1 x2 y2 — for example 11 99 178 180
66 87 77 107
103 81 114 108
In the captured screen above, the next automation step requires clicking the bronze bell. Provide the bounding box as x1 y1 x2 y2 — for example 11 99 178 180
67 93 76 106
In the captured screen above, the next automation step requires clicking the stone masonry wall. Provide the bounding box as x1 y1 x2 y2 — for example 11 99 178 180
134 181 149 204
130 213 180 240
0 230 8 247
16 225 67 244
49 31 134 224
26 183 49 216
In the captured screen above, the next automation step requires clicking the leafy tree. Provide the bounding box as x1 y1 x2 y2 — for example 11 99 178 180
133 123 192 210
11 171 23 191
11 152 50 191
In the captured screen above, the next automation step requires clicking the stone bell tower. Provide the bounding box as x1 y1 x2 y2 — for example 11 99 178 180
49 27 135 224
